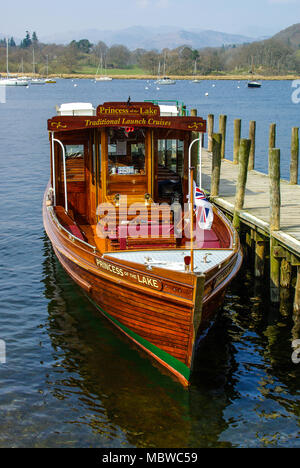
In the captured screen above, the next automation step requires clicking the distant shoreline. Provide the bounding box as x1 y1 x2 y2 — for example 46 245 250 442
48 74 300 81
2 72 300 81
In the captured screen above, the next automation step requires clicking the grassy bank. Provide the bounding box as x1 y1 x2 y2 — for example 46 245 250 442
2 71 300 81
49 73 300 80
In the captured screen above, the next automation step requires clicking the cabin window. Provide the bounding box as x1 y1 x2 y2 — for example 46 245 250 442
108 127 146 175
156 138 184 203
92 141 101 186
65 144 84 160
157 139 184 175
63 144 85 182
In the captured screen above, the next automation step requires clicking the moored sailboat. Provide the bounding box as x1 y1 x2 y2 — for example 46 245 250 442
43 99 242 385
31 48 45 84
155 54 176 85
0 39 28 86
191 59 201 83
95 54 112 81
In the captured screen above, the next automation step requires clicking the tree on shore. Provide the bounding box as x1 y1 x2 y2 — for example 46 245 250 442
20 31 32 48
32 32 38 45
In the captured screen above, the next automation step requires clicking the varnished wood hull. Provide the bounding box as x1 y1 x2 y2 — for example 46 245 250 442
43 191 242 386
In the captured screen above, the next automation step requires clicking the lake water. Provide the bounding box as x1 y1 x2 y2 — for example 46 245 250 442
0 78 300 448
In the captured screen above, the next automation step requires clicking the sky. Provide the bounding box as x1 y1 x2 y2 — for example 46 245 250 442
1 0 300 40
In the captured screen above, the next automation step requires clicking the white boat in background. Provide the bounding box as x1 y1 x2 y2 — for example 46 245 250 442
0 77 29 86
155 76 176 85
16 77 29 86
0 77 18 86
95 54 112 81
16 59 29 86
31 78 46 85
247 80 262 88
155 55 176 85
31 49 45 85
192 60 201 83
44 56 56 83
0 39 28 86
96 76 113 81
247 57 262 88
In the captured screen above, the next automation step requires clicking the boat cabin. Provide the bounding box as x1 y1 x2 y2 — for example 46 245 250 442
47 100 230 252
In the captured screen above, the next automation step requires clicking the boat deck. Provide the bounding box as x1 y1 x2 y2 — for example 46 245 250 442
104 249 233 273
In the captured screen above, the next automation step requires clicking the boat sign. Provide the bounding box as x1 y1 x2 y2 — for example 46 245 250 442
95 257 162 290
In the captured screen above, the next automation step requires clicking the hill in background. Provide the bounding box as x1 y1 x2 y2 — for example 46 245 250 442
272 23 300 49
40 25 257 50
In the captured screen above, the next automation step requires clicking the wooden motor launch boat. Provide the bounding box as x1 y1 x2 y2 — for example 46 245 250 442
43 99 243 386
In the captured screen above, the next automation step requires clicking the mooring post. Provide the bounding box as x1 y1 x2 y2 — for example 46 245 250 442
248 120 256 170
270 237 281 303
269 147 281 303
269 123 276 149
211 133 222 197
233 138 251 230
219 115 227 159
281 257 292 289
290 127 299 185
254 232 266 278
233 119 241 164
269 148 281 231
294 267 300 312
207 114 214 152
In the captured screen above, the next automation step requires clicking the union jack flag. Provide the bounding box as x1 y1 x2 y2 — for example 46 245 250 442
196 206 209 225
194 186 206 200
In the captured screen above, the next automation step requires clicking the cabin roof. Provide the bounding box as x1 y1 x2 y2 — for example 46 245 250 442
56 102 96 116
159 105 179 116
48 101 206 133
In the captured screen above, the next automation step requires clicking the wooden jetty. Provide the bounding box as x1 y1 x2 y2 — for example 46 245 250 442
190 111 300 311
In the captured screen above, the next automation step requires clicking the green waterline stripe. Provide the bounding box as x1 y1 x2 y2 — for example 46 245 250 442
92 300 191 381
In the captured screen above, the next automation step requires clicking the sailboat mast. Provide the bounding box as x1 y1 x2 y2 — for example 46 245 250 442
32 48 35 76
6 38 9 77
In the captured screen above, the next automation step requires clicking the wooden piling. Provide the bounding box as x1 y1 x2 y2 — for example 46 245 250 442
211 133 222 197
219 115 227 159
233 119 241 164
207 114 214 153
233 138 251 229
269 148 281 231
269 147 281 303
254 233 266 278
248 120 256 170
290 127 299 185
270 237 281 303
294 267 300 312
281 258 292 288
269 123 276 149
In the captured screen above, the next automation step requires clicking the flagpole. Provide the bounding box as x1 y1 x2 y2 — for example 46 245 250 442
190 168 194 272
188 137 202 201
188 137 201 273
198 133 202 190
